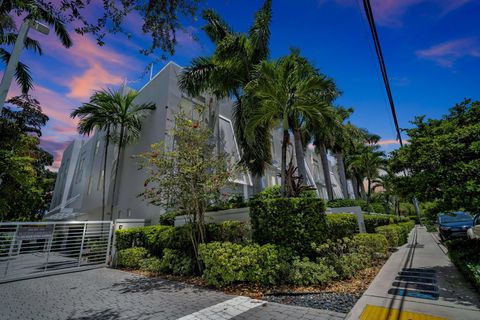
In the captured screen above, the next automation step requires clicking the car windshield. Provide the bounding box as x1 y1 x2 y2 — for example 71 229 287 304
439 212 472 223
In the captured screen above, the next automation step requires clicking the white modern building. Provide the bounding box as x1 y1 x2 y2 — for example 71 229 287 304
46 62 352 223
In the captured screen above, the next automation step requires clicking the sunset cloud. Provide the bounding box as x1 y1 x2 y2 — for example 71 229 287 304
416 37 480 67
67 63 124 99
377 139 408 146
40 136 74 170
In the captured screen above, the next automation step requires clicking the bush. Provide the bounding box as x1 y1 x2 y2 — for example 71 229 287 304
399 202 416 215
250 198 326 256
327 199 367 209
116 247 148 269
325 214 358 239
159 248 194 276
253 185 281 200
375 221 415 248
287 257 337 286
446 239 480 291
140 257 163 273
199 242 282 287
207 194 248 211
313 234 387 279
368 203 385 214
206 221 251 244
159 211 181 226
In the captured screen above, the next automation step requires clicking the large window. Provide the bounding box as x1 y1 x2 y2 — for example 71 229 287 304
75 156 85 184
97 170 104 190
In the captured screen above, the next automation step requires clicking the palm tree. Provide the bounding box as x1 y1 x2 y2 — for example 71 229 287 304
0 1 72 94
71 91 116 221
179 0 272 194
245 52 338 196
104 90 155 220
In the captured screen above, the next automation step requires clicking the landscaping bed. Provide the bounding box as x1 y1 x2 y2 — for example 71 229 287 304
445 239 480 292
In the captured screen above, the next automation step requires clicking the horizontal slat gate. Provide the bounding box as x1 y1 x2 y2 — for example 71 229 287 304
0 221 112 283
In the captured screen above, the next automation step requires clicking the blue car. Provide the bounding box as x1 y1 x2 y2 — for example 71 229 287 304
438 212 474 240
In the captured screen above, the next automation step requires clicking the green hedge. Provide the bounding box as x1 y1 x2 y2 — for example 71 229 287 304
117 247 148 269
446 239 480 291
250 198 327 256
375 221 415 248
287 257 337 286
199 242 283 287
325 214 358 239
327 199 367 209
206 221 251 244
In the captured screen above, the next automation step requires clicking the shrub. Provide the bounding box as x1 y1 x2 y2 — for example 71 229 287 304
399 202 416 215
446 239 480 291
206 221 251 244
140 257 163 273
363 214 394 232
160 248 194 276
375 221 415 248
351 233 389 260
159 211 181 226
254 185 281 200
287 257 337 286
116 247 149 269
327 199 367 209
325 214 358 239
207 194 248 211
368 203 385 214
199 242 282 287
250 198 326 256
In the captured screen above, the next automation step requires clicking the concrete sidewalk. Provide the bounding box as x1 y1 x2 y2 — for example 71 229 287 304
347 226 480 319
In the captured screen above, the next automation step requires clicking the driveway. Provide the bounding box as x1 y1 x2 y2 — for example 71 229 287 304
0 268 345 320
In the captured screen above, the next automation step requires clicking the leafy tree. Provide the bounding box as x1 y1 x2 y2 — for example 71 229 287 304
137 111 232 271
179 0 273 193
0 95 54 220
390 99 480 214
245 50 338 196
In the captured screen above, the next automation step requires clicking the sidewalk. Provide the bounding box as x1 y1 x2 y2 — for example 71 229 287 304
347 226 480 320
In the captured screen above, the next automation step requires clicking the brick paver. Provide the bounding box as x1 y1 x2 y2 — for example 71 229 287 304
0 268 346 320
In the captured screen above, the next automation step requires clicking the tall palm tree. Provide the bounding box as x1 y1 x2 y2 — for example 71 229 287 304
1 1 72 94
71 91 115 221
245 52 338 196
104 89 155 220
179 0 272 194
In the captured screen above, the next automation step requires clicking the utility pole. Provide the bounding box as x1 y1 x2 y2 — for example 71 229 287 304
0 19 49 112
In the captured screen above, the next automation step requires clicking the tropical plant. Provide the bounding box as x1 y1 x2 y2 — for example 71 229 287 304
179 0 273 193
245 50 338 196
71 89 155 220
0 1 72 95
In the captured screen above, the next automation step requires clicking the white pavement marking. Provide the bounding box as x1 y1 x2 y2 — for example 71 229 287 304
176 296 266 320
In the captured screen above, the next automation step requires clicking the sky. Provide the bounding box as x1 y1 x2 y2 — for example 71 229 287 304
6 0 480 169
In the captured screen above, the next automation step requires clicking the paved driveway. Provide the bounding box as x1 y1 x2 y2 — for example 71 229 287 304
0 268 345 320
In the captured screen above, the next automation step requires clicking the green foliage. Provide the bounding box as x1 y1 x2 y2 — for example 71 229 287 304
159 211 181 226
254 185 282 200
445 239 480 291
159 248 194 276
375 221 415 248
206 221 251 244
390 100 480 214
139 257 163 273
325 214 358 239
199 242 282 287
250 198 327 256
207 194 248 212
287 257 337 286
327 199 387 214
351 233 389 260
116 247 148 269
399 202 416 215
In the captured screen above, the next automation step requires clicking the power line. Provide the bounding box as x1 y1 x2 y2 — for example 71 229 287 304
361 0 403 147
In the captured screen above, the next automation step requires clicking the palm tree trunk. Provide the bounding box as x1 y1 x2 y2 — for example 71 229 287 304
252 174 263 195
351 175 361 199
101 127 110 221
335 152 349 199
357 175 367 200
366 176 372 213
319 143 334 201
293 129 308 185
280 129 289 196
110 125 124 220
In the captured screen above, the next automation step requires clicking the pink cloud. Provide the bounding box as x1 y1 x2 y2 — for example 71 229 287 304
67 63 124 99
40 136 73 170
377 139 409 146
416 37 480 67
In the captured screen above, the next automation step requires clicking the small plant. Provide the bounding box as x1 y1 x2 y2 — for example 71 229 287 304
160 248 193 276
287 257 337 285
140 257 163 273
116 247 148 269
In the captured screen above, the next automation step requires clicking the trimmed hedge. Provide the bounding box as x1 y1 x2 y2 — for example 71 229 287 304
206 221 251 244
375 221 415 248
327 199 367 209
325 214 358 239
117 247 148 269
446 239 480 291
199 242 282 287
250 198 327 256
287 257 337 286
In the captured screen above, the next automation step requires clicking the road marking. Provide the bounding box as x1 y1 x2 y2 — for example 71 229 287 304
360 304 448 320
177 296 266 320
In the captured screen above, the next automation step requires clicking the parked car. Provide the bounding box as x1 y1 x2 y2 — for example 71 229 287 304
438 211 474 240
467 214 480 240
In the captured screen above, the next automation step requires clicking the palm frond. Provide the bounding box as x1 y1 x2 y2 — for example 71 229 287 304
201 9 232 44
0 48 34 94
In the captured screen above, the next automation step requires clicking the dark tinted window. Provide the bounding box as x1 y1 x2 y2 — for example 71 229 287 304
439 212 473 223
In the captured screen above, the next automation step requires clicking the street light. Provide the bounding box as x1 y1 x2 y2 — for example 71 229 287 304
0 19 50 112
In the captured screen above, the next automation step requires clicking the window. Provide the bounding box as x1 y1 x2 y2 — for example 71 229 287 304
127 209 132 217
97 170 104 190
75 156 85 184
94 140 100 156
87 176 93 195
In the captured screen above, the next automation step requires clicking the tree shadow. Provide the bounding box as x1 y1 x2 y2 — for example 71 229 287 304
66 309 121 320
432 264 480 308
109 276 203 294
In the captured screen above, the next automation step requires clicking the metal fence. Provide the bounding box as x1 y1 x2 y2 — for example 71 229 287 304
0 221 113 283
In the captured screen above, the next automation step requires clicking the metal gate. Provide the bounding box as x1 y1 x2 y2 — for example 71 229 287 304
0 221 113 283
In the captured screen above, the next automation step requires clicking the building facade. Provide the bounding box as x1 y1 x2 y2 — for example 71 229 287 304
46 62 352 223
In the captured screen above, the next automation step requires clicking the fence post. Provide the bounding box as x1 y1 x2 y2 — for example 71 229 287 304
78 223 87 267
105 222 114 266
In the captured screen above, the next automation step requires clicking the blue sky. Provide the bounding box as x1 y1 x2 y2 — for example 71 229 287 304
8 0 480 167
